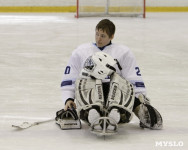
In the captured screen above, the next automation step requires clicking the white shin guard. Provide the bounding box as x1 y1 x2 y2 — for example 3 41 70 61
75 78 104 116
107 73 135 122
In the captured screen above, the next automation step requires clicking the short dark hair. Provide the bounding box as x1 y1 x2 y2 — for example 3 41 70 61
96 19 115 38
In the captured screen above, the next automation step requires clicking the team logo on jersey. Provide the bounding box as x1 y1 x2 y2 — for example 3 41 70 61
83 56 95 72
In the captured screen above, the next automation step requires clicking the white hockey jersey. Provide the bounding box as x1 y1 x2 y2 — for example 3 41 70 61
61 43 146 104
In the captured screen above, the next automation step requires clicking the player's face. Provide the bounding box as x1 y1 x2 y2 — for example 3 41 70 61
95 29 114 48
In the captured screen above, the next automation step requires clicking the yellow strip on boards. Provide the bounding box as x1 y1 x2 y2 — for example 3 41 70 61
0 6 76 13
147 7 188 12
0 6 188 13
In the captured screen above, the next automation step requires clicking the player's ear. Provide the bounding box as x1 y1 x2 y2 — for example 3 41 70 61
110 34 114 40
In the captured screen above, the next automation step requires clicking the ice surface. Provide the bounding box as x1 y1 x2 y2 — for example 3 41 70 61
0 13 188 150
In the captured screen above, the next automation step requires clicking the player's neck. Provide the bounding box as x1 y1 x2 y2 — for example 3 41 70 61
95 41 112 50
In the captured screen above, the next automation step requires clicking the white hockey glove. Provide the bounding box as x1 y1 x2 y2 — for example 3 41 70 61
134 94 163 130
55 107 81 130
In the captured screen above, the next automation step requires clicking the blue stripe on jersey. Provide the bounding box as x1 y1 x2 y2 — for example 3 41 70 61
61 80 72 87
135 82 145 87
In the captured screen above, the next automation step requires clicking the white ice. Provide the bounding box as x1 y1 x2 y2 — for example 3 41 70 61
0 13 188 150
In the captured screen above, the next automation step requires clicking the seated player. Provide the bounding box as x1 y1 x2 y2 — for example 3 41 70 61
56 19 163 134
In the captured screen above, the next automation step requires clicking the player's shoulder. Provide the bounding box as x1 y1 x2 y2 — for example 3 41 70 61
111 43 131 53
77 43 94 50
72 43 94 54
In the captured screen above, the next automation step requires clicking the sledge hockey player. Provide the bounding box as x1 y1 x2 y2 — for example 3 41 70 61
55 19 163 134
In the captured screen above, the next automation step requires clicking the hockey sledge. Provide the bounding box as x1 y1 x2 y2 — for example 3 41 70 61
90 117 118 136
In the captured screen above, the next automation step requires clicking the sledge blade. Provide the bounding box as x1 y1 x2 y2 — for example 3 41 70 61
90 117 118 136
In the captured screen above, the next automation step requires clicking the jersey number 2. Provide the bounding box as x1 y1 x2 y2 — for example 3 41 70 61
135 67 141 76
